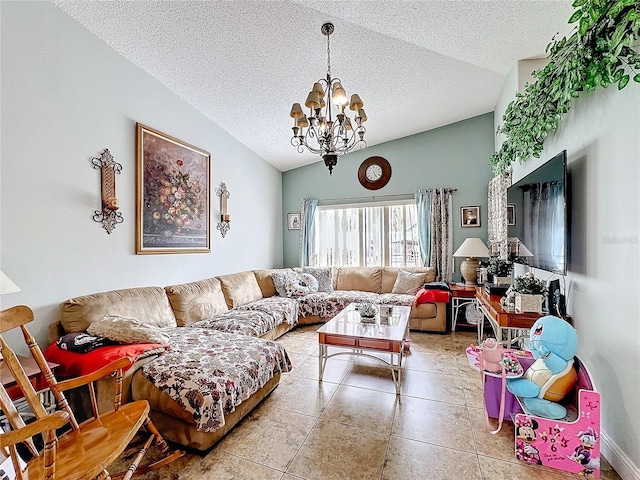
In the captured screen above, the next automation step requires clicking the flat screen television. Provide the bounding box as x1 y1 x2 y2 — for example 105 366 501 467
506 150 568 274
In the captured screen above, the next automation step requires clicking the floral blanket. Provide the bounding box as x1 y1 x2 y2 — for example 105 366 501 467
296 292 414 318
188 310 277 337
235 296 299 326
141 328 291 432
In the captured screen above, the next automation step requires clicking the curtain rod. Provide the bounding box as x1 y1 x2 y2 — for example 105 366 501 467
318 188 457 204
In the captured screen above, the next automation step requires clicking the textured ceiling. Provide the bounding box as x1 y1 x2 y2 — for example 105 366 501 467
51 0 574 171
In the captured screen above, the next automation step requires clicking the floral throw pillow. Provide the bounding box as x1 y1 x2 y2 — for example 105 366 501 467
272 271 295 297
303 267 334 292
285 273 319 297
87 315 170 345
391 270 426 295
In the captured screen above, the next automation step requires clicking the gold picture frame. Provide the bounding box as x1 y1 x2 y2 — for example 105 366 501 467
136 123 211 254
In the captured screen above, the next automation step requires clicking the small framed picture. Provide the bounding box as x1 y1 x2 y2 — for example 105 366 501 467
287 213 301 230
460 206 480 228
507 204 516 226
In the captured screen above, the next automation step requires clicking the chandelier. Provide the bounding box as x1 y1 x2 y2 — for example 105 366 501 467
289 23 367 175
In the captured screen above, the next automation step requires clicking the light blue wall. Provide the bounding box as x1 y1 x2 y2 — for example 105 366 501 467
282 113 495 272
497 62 640 476
0 2 282 353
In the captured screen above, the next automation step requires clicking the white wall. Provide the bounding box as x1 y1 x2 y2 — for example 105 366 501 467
495 63 640 479
0 2 283 353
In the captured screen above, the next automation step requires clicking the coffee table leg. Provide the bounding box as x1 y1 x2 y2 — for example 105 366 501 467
391 352 402 395
318 344 326 382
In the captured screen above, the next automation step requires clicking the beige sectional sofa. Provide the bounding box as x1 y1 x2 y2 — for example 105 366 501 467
51 265 447 451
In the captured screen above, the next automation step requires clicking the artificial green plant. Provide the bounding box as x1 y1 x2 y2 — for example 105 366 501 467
491 0 640 174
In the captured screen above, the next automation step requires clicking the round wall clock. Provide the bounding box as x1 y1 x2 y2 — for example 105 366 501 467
358 156 392 190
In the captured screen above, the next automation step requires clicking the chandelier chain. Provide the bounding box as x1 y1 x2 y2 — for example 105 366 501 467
326 32 331 78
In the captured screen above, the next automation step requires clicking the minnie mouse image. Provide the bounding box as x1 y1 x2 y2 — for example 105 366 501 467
515 417 542 465
568 427 600 478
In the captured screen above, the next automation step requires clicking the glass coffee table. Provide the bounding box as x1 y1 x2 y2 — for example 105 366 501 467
316 303 411 395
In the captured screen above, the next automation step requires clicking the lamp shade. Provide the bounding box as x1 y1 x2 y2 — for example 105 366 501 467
508 237 534 257
453 238 490 258
0 270 21 294
289 103 303 119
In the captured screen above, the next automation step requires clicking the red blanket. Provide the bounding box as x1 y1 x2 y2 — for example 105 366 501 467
44 342 169 377
414 288 450 306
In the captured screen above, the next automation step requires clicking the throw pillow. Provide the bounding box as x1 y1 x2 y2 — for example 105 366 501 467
391 270 426 295
56 332 114 353
87 315 170 345
303 267 333 292
285 273 319 297
271 270 295 297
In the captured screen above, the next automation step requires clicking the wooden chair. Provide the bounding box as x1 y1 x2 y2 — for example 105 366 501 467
0 305 184 480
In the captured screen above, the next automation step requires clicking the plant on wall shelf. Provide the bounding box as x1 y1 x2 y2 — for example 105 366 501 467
491 0 640 174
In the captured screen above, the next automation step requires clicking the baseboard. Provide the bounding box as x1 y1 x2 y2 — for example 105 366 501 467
601 429 640 480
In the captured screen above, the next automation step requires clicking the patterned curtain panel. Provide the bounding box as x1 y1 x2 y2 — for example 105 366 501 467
414 189 433 266
429 188 453 282
487 172 511 259
299 197 318 267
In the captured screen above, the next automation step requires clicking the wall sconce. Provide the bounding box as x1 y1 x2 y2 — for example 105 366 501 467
216 182 230 238
91 149 123 234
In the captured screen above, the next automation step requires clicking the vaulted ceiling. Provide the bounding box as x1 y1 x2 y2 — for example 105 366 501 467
52 0 574 171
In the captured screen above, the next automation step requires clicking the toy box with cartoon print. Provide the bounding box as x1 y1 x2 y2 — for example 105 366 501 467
514 356 601 478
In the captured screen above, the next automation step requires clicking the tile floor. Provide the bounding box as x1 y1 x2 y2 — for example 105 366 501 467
122 326 620 480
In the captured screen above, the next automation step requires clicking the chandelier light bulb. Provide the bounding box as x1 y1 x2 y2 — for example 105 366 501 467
332 82 348 106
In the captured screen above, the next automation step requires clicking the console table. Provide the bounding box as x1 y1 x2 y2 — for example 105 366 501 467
476 288 544 343
449 283 478 331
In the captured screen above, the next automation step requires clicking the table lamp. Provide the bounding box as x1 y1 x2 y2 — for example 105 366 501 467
453 238 490 285
508 237 534 258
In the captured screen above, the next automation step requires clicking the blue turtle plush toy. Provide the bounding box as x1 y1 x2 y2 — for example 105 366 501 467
507 315 578 419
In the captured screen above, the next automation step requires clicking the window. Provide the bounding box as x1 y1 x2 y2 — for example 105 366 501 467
308 200 420 267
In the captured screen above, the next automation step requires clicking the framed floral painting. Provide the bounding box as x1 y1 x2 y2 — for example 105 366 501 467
136 123 211 254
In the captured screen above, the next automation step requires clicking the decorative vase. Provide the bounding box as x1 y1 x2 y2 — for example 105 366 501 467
515 293 544 313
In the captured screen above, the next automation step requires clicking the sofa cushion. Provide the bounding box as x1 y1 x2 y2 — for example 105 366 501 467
336 267 381 293
236 297 299 326
253 269 293 298
217 271 263 309
87 315 170 344
323 291 381 318
378 293 414 306
302 267 334 292
60 286 177 333
165 278 229 327
188 310 277 337
391 270 426 295
381 267 436 293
